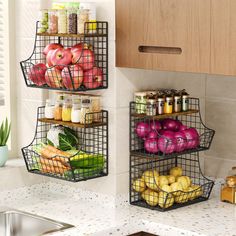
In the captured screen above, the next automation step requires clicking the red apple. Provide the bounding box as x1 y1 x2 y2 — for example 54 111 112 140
51 48 72 70
83 67 103 89
28 63 47 86
72 48 94 71
71 43 93 54
43 43 63 56
61 64 83 90
46 49 55 67
45 67 63 88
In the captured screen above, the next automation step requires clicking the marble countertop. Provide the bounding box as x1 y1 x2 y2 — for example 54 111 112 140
0 181 235 236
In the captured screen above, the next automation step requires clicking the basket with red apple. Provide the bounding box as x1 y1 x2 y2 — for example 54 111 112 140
20 21 108 91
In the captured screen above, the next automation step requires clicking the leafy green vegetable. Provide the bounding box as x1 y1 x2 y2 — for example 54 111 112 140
47 125 79 151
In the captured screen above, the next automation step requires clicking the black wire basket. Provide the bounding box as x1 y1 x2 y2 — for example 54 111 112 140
20 21 108 92
130 98 215 159
21 106 108 182
130 153 214 211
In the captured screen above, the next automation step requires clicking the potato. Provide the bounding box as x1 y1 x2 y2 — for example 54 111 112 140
142 170 159 191
132 178 146 192
186 185 203 200
145 190 159 207
169 166 183 178
170 182 183 196
175 191 189 203
156 175 169 187
176 176 191 190
158 191 174 209
166 175 176 184
160 184 172 193
141 188 152 200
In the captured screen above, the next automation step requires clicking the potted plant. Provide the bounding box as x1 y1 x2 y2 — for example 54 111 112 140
0 118 11 167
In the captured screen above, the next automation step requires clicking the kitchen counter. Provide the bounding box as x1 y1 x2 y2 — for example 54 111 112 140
0 181 235 236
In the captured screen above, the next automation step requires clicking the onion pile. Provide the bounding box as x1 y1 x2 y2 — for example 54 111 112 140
135 118 200 155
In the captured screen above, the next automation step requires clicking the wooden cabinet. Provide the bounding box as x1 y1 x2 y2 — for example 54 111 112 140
211 0 236 76
116 0 211 73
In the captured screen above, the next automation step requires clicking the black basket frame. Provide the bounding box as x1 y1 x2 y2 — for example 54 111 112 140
20 21 108 92
22 106 109 182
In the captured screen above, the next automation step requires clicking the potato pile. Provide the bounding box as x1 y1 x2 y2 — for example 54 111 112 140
132 166 203 209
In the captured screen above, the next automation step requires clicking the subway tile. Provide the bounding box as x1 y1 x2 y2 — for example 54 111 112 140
205 99 236 161
206 74 236 100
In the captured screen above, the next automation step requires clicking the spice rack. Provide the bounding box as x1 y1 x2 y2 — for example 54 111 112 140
20 21 108 92
22 106 108 182
129 97 215 211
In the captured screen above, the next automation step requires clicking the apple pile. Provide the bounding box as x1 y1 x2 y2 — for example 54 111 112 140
27 43 104 90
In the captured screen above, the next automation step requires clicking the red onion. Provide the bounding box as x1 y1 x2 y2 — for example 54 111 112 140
135 122 150 138
158 131 176 154
183 128 200 149
150 120 162 131
174 131 187 152
144 138 159 153
147 130 158 139
162 118 182 132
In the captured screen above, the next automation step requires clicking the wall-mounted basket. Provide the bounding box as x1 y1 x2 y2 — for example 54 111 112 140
20 21 108 92
130 98 215 159
22 106 108 182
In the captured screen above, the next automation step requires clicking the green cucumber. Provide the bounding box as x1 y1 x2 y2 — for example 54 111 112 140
69 155 105 168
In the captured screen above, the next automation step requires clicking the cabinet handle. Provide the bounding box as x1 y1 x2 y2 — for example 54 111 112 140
138 45 182 55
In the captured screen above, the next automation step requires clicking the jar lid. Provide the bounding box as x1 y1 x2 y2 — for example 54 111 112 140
134 92 147 96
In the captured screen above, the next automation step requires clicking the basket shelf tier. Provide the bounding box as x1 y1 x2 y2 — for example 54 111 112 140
130 153 214 211
130 98 215 158
20 21 108 92
22 106 109 182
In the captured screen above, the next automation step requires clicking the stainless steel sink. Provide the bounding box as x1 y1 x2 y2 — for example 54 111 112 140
0 209 74 236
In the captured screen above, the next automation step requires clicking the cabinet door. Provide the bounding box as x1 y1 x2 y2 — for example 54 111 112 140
116 0 211 73
211 0 236 76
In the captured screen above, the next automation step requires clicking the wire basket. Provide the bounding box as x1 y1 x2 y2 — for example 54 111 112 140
22 107 108 182
130 98 215 158
20 21 108 92
130 153 214 211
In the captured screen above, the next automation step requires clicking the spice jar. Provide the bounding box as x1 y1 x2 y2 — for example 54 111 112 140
80 97 92 124
45 99 54 119
54 100 63 120
67 8 77 34
48 10 58 34
71 103 81 123
146 98 157 116
157 97 165 115
174 95 181 113
164 96 173 114
77 9 89 34
62 98 72 122
146 91 157 99
39 9 48 33
134 92 147 114
182 93 189 112
58 9 67 34
91 96 101 122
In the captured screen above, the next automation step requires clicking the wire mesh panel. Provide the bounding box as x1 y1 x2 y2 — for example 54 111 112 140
22 106 108 182
130 153 214 211
130 98 215 158
20 21 108 92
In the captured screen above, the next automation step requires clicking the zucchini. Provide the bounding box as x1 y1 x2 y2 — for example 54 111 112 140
69 155 105 168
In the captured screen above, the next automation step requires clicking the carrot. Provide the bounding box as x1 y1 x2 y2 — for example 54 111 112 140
41 164 68 175
40 145 70 164
39 157 69 170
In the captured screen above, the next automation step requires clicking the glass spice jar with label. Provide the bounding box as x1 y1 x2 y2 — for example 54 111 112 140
157 97 165 115
164 96 173 114
146 98 157 116
174 95 181 113
91 96 101 122
45 99 54 119
182 93 189 112
134 92 147 114
62 98 72 122
39 9 48 33
48 10 58 34
80 97 93 124
58 9 67 34
67 8 77 34
77 9 89 34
